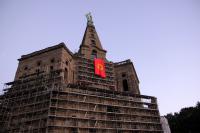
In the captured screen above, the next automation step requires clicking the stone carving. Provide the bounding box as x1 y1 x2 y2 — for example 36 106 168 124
86 12 93 25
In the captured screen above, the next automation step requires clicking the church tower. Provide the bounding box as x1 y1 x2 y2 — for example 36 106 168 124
74 13 116 90
78 13 107 60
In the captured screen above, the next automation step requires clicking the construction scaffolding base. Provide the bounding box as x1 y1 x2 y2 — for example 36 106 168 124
0 73 163 133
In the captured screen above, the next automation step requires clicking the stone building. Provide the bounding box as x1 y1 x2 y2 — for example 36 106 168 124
0 14 163 133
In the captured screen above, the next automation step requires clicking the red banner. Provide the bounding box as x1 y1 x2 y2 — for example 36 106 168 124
94 58 106 78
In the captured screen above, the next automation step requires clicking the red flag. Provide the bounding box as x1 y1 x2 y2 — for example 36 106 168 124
94 58 106 78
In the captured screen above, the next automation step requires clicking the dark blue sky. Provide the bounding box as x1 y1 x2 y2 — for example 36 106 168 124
0 0 200 115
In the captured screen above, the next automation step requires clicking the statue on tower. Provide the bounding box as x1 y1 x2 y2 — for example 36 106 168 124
86 12 94 26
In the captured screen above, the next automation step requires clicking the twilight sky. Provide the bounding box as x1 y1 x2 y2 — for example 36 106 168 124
0 0 200 115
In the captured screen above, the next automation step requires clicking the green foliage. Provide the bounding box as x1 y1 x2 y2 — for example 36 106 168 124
165 102 200 133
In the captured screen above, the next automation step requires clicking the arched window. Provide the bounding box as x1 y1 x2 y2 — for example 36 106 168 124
64 68 68 82
91 50 97 59
123 79 129 91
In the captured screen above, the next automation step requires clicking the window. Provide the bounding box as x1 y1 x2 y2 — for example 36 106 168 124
37 61 41 66
50 58 55 63
122 73 126 77
91 50 97 59
89 129 96 133
123 79 129 91
24 66 28 70
50 66 54 71
71 128 78 133
64 68 68 82
66 61 68 65
91 39 96 45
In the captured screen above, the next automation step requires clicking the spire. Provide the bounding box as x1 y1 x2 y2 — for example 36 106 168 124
79 13 106 59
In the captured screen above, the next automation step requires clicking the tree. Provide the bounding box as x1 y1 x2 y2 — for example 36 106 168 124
165 102 200 133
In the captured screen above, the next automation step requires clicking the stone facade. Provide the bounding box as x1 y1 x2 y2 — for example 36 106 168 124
114 60 140 94
15 44 74 83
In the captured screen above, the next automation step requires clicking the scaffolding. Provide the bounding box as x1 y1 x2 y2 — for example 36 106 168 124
0 70 61 133
75 55 115 90
0 59 163 133
47 84 163 133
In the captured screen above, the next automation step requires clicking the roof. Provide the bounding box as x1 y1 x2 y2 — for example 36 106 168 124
18 42 73 61
79 21 106 53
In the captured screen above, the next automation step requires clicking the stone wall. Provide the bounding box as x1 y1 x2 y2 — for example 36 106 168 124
114 60 140 94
